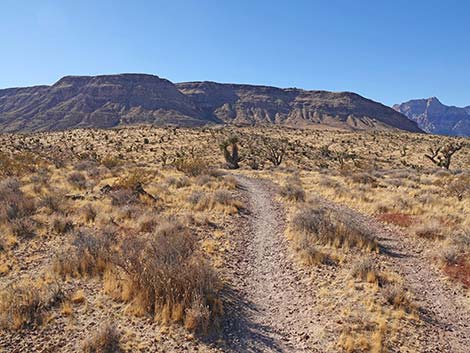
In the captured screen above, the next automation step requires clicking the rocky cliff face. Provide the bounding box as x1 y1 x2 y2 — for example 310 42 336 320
0 73 422 133
0 74 213 132
393 97 470 136
177 82 421 132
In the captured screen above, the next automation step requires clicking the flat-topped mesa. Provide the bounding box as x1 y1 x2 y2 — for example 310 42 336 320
177 81 422 131
0 73 422 133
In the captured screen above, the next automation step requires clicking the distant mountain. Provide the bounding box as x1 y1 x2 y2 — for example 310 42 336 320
393 97 470 136
0 73 422 133
177 81 421 132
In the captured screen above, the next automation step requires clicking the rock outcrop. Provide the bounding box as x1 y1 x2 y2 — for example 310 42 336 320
0 73 422 133
393 97 470 136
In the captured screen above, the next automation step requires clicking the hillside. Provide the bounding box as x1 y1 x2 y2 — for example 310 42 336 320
0 74 422 133
393 97 470 136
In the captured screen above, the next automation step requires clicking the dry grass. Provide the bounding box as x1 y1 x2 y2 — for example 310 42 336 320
0 278 64 330
82 323 123 353
290 203 379 253
0 125 467 351
279 175 305 202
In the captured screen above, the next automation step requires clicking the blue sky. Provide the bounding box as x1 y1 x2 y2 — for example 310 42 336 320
1 0 469 107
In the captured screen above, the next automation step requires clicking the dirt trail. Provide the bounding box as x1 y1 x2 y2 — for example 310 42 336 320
221 176 328 352
319 198 470 353
220 176 469 353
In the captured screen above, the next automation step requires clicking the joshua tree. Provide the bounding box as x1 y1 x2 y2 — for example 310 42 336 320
220 136 242 169
263 137 287 167
425 142 463 170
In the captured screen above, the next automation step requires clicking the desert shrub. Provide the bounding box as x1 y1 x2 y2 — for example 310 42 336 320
51 215 74 235
279 176 305 202
212 190 235 206
101 156 122 170
113 170 146 190
411 220 443 240
174 158 208 177
0 151 39 177
350 258 378 282
10 218 37 239
75 159 99 172
384 178 405 188
187 191 206 206
109 189 139 206
68 172 87 190
195 174 212 186
0 279 64 330
441 229 470 287
166 176 191 189
82 323 122 353
137 213 159 233
222 175 240 189
292 232 329 266
115 205 141 221
0 178 36 222
291 204 378 252
40 191 67 215
318 176 341 189
382 284 414 312
109 222 222 333
82 203 97 223
350 172 377 187
447 176 470 201
193 190 242 214
53 229 115 278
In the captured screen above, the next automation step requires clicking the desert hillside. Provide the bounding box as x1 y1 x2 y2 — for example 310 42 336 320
0 74 422 133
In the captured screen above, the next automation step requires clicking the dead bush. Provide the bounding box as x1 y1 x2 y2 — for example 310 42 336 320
291 204 378 252
137 213 159 233
40 191 67 215
109 221 222 334
447 176 470 201
350 172 377 187
0 151 39 177
187 191 206 206
174 158 209 177
166 176 191 189
279 176 305 202
51 215 74 235
53 229 115 278
441 229 470 287
0 178 36 222
109 189 139 206
382 284 414 312
10 218 37 239
101 156 122 170
0 279 64 330
68 172 88 190
411 220 443 240
350 258 378 283
82 203 97 223
195 174 212 186
212 190 235 206
82 323 122 353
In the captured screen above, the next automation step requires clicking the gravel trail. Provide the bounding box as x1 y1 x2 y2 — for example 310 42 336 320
221 176 326 352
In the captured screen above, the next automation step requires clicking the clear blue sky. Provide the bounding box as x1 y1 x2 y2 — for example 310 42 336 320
1 0 469 107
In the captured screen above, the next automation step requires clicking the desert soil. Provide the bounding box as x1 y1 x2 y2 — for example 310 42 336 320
220 176 331 352
219 176 469 353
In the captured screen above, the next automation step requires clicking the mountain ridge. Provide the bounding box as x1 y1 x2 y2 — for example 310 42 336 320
393 97 470 136
0 73 422 133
